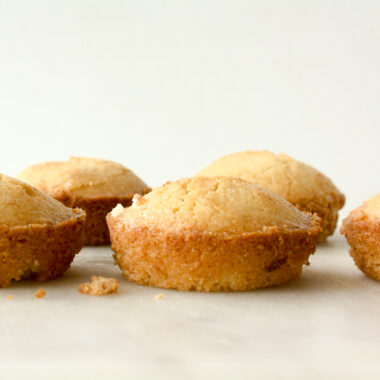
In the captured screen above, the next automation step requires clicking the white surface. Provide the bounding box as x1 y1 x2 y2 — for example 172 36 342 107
0 1 380 378
1 237 380 380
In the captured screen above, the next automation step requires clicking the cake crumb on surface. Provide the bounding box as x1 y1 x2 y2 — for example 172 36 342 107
155 293 163 299
34 289 46 298
6 295 12 300
78 276 118 296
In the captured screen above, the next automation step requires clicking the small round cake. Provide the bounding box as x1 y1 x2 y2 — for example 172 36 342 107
18 157 150 245
107 177 321 292
341 193 380 281
197 151 345 242
0 174 86 287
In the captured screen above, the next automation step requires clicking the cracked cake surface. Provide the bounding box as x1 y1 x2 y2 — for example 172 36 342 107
18 157 148 200
116 176 314 234
0 174 81 227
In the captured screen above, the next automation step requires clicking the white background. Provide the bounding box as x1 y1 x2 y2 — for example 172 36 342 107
0 0 379 213
0 1 380 379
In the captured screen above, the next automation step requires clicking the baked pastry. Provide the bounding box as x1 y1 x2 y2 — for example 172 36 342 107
107 177 321 292
197 151 345 242
18 157 150 245
0 174 86 288
341 193 380 281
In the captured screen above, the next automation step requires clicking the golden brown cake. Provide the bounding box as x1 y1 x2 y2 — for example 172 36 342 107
341 193 380 281
17 157 150 245
0 174 86 288
107 177 321 292
197 151 345 242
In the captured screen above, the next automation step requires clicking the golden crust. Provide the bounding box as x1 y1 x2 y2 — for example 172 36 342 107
107 177 321 292
0 209 86 288
58 190 150 245
118 177 315 234
57 195 135 245
341 193 380 281
197 151 345 242
17 157 149 200
108 219 320 292
17 158 151 245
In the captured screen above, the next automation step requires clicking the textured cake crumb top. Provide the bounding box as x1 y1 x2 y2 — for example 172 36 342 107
111 177 315 234
197 150 344 207
0 174 81 228
17 157 149 199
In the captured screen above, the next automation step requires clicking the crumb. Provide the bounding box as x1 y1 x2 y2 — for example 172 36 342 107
78 276 118 296
111 203 124 217
34 289 46 298
6 295 12 300
155 293 163 299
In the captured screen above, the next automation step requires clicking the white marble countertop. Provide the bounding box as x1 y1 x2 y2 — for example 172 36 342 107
1 235 379 379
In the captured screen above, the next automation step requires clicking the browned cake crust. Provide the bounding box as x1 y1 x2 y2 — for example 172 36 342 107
341 194 380 281
58 196 135 246
17 157 151 246
196 151 345 242
293 197 344 243
0 209 86 288
107 177 321 292
108 220 320 292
